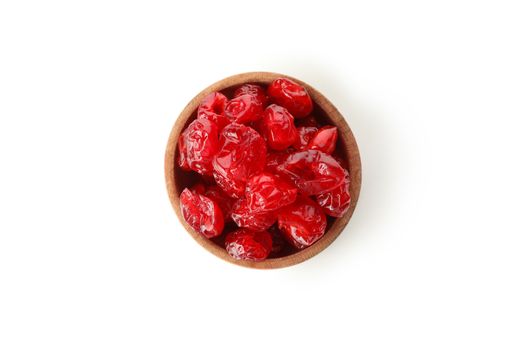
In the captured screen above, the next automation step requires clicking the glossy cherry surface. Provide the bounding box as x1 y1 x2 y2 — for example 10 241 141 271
233 84 268 107
212 123 266 198
316 169 351 217
245 172 297 213
267 78 313 118
180 188 224 238
276 149 346 196
307 125 338 154
231 198 277 232
197 92 230 131
293 126 318 150
259 104 299 151
224 94 264 124
177 118 219 176
225 229 272 261
277 196 327 249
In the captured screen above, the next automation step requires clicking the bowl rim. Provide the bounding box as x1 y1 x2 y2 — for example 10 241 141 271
165 71 362 269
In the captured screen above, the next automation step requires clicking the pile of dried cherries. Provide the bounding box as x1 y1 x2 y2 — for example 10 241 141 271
177 78 351 261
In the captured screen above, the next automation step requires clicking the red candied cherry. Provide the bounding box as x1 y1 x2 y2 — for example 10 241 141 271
245 172 298 213
204 185 235 222
307 126 338 155
293 126 318 150
277 196 327 249
180 188 224 238
197 92 230 131
276 149 346 196
224 94 263 124
267 78 313 118
190 182 206 195
317 169 351 217
177 118 219 176
260 104 299 151
212 123 266 198
234 84 268 107
225 228 272 261
231 198 276 232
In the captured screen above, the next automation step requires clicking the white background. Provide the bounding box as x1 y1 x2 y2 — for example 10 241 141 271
1 0 524 349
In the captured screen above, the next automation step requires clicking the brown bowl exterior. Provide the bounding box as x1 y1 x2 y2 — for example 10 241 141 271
165 72 361 269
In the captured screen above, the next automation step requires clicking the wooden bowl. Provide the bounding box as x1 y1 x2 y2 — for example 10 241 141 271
165 72 361 269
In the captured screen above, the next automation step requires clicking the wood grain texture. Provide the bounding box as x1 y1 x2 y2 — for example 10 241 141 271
165 72 362 269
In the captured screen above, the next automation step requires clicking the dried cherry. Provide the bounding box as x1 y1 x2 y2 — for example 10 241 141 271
317 169 351 217
197 92 230 131
260 104 299 151
231 198 276 232
276 149 346 196
245 172 298 213
267 78 313 118
224 94 263 124
307 126 338 154
212 123 266 198
277 196 327 249
225 229 272 261
177 118 219 176
233 84 268 107
180 188 224 238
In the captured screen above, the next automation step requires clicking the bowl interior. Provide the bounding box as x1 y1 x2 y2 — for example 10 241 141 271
165 72 361 269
